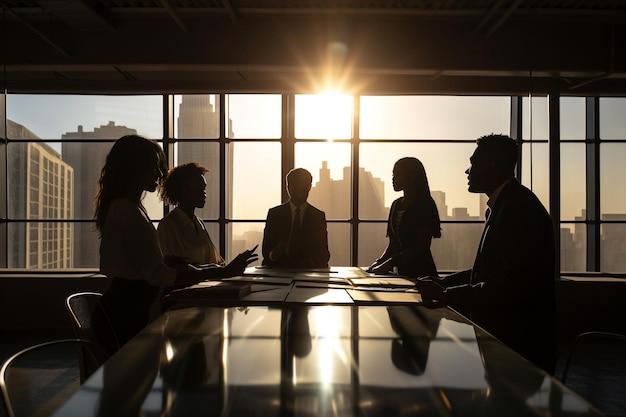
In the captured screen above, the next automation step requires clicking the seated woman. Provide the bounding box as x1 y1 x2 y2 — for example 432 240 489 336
367 157 441 278
157 162 224 268
94 135 257 354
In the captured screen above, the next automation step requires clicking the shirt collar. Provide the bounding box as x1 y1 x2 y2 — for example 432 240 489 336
289 200 308 212
487 178 513 209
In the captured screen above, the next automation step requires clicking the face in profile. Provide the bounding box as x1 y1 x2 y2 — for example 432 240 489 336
392 163 412 192
182 173 208 209
140 152 164 193
465 147 491 194
287 175 312 206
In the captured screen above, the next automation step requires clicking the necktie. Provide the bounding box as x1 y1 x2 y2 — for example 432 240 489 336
289 207 302 259
471 207 492 285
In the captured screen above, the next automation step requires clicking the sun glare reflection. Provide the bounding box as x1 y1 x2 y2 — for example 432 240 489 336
311 307 348 389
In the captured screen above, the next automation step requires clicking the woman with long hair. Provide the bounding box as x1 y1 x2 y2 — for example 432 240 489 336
94 135 256 352
367 157 441 278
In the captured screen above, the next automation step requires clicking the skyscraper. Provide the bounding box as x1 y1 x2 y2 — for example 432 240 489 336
3 120 74 268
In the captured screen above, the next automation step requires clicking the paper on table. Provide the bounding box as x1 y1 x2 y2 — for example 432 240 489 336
347 289 423 303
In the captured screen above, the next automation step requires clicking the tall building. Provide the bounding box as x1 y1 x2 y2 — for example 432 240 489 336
176 95 236 256
601 214 626 272
62 121 137 267
3 120 74 268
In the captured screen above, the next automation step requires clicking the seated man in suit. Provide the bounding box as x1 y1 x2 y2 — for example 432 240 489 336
262 168 330 268
415 134 557 374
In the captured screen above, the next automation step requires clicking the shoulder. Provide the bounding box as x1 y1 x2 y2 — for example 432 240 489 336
306 203 326 216
107 198 144 219
268 203 289 214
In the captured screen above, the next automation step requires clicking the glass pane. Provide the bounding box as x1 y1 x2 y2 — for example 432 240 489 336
561 223 586 272
0 222 6 268
359 143 484 220
228 222 264 267
175 142 220 219
360 96 510 140
522 96 548 140
600 143 626 217
560 143 585 220
521 142 549 212
560 97 586 140
358 223 387 268
0 141 6 219
228 142 281 220
204 221 221 256
601 224 626 273
8 142 76 220
328 223 350 266
600 98 626 140
6 94 162 139
174 94 220 139
8 222 74 269
7 141 164 221
295 142 351 220
73 222 99 268
226 94 282 139
431 223 484 272
1 92 5 138
295 94 353 140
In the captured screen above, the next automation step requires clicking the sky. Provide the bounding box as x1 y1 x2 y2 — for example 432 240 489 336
5 93 626 221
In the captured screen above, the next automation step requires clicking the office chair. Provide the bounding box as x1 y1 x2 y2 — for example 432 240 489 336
65 292 119 357
558 331 626 417
0 338 108 417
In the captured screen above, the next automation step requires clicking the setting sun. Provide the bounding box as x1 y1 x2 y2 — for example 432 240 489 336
295 92 353 141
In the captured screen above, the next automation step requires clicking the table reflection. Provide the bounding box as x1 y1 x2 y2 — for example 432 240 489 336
53 305 602 417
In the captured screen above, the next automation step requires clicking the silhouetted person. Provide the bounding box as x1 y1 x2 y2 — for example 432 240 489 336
262 168 330 268
367 157 441 278
157 162 225 268
94 135 257 354
416 134 556 374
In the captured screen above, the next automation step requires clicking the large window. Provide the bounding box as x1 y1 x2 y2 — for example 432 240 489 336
2 93 625 274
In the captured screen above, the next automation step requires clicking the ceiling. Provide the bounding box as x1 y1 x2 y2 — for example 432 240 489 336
3 0 626 95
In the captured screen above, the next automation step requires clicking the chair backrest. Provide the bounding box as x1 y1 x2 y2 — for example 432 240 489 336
0 339 108 417
65 292 119 356
559 331 626 417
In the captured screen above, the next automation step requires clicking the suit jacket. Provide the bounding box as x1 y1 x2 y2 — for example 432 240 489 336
262 202 330 268
446 179 556 373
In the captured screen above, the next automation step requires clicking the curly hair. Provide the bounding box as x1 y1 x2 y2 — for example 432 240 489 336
160 162 209 206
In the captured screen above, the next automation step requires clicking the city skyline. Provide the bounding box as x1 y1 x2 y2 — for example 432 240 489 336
3 94 625 271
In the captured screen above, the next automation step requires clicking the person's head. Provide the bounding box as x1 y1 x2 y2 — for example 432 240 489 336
392 157 431 197
286 168 313 206
466 134 518 195
161 162 209 209
94 135 166 231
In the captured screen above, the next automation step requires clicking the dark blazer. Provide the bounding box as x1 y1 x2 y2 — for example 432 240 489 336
262 202 330 268
446 179 556 373
386 196 440 278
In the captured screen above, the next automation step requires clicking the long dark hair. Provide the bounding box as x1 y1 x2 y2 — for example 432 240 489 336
395 157 441 238
395 157 431 198
94 135 166 232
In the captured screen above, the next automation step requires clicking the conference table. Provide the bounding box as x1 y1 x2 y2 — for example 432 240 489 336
53 267 603 417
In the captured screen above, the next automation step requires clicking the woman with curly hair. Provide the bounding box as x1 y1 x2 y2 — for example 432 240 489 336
157 162 224 267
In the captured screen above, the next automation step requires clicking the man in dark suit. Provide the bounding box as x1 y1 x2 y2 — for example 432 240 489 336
416 134 556 374
262 168 330 268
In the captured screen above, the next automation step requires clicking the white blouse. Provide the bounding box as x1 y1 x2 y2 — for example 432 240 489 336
157 207 224 266
99 198 176 287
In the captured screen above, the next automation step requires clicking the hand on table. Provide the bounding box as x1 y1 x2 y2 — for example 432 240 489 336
223 245 259 277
